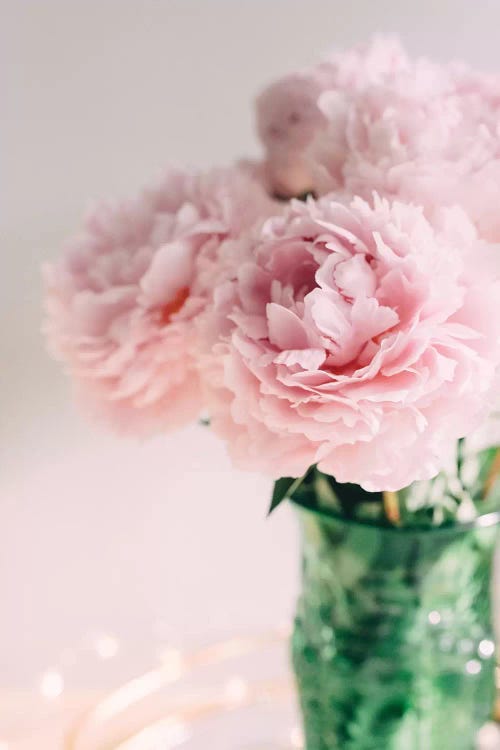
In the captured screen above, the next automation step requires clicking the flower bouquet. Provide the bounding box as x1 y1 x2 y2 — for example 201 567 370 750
44 37 500 749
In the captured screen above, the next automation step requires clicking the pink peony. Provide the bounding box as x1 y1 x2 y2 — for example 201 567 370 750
44 166 275 435
255 36 410 197
257 37 500 240
306 42 500 241
203 195 500 491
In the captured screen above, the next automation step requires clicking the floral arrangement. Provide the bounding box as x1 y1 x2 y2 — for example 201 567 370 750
44 36 500 527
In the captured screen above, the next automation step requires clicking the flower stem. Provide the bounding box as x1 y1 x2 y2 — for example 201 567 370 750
484 448 500 498
383 490 401 525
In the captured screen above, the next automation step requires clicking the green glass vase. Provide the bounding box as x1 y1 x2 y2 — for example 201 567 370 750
291 499 500 750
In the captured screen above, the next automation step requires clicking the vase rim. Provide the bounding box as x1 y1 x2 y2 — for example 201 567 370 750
290 495 500 535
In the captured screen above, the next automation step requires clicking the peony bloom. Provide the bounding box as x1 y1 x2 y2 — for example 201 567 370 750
255 35 410 197
257 36 500 240
305 41 500 241
44 166 275 435
203 195 500 491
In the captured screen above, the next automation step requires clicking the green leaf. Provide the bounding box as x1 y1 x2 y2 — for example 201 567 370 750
326 473 383 518
268 467 315 515
268 477 296 515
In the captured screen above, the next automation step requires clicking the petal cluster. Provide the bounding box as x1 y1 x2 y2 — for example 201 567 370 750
257 36 500 243
255 35 410 197
203 196 500 490
44 167 274 434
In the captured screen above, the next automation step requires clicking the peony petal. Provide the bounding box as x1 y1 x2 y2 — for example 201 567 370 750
274 347 326 370
140 240 194 306
266 303 311 350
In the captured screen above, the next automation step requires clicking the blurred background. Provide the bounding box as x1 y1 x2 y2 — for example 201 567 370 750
4 0 500 744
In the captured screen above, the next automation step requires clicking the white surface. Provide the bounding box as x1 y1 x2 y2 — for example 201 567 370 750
3 0 500 704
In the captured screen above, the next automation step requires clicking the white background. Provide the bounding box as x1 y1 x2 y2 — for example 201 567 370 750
3 0 500 694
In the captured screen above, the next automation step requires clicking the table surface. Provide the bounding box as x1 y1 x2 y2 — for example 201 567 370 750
4 696 500 750
2 634 500 750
